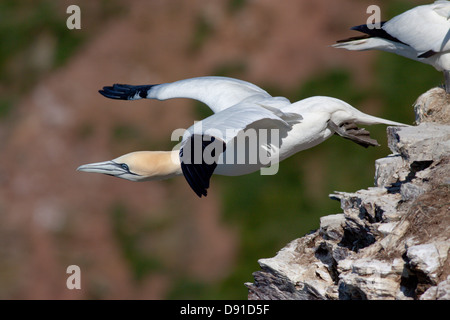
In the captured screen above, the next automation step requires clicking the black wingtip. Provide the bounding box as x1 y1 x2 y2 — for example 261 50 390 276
181 162 209 198
98 83 156 100
417 50 437 59
180 135 226 198
350 24 365 32
350 22 386 33
98 87 123 99
348 22 406 45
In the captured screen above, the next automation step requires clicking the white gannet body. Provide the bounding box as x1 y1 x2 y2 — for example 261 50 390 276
78 76 407 197
333 1 450 92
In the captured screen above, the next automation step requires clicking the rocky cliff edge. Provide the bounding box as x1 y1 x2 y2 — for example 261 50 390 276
246 87 450 300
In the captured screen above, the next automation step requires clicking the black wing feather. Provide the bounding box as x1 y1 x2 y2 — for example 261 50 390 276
336 22 408 46
99 84 156 100
179 135 226 197
350 22 406 45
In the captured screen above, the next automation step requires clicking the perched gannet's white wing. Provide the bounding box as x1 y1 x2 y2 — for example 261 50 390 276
333 1 450 91
178 104 301 197
333 2 450 56
332 37 419 61
433 0 450 19
332 23 421 62
99 76 290 113
383 1 450 55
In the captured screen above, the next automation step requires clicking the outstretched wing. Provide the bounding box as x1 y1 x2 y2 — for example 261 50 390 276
99 76 290 113
382 2 450 54
179 104 301 197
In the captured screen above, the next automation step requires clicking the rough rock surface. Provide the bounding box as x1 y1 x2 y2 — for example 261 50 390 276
246 88 450 300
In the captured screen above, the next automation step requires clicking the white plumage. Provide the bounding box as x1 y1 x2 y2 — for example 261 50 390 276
333 1 450 92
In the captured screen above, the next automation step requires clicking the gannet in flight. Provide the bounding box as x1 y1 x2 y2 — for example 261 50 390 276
333 0 450 93
78 76 407 197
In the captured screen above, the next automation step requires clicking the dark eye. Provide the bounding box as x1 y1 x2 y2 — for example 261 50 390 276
120 163 129 171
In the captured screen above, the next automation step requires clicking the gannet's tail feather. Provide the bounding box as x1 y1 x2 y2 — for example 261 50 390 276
353 112 408 127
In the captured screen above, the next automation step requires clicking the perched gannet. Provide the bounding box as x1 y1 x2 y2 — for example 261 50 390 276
78 76 407 197
333 0 450 92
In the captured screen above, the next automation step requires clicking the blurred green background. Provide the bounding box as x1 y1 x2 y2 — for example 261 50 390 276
0 0 439 299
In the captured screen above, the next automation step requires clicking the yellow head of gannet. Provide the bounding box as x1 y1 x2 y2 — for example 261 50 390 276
77 150 182 182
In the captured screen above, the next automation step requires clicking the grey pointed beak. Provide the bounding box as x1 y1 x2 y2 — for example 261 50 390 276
77 160 140 181
77 160 124 176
